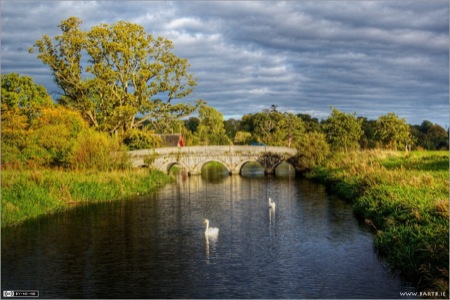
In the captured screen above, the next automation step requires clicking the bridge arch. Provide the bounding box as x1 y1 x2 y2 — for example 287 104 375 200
159 161 189 174
274 161 296 176
194 159 231 176
236 160 264 175
167 162 189 174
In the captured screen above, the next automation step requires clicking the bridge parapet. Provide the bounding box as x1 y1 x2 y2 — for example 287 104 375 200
129 145 297 175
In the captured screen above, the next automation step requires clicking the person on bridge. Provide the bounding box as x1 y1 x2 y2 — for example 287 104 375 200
178 133 185 147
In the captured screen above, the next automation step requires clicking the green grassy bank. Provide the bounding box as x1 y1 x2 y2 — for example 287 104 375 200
306 150 449 294
1 169 174 227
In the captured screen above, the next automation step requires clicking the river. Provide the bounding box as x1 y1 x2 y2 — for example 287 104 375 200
2 168 416 299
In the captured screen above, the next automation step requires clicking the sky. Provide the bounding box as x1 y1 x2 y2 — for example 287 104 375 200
1 1 449 127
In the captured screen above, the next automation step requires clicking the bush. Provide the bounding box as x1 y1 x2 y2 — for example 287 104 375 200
69 129 130 170
1 105 89 168
295 132 330 171
122 128 161 150
234 131 252 145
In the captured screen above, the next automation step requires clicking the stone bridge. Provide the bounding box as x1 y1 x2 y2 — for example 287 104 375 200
129 145 298 175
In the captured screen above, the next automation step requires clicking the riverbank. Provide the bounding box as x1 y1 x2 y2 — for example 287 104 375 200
306 150 449 294
1 169 174 228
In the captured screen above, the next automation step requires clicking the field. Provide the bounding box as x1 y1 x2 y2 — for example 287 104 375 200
1 169 174 227
307 150 449 294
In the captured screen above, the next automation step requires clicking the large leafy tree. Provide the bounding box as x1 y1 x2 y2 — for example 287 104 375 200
246 106 304 147
359 117 378 149
30 17 198 134
297 113 322 133
425 124 448 150
279 112 305 148
1 73 55 166
196 104 231 145
252 109 280 144
1 73 54 111
411 120 448 150
375 112 413 150
322 107 363 152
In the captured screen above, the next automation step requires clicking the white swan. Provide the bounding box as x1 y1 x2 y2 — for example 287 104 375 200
203 219 219 236
268 197 276 209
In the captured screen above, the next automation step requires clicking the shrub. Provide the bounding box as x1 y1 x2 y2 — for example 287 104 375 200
28 107 88 167
234 131 253 145
295 132 330 171
1 105 89 168
122 128 161 150
69 129 130 170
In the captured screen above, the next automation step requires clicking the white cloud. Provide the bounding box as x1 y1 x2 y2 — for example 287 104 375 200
1 0 448 126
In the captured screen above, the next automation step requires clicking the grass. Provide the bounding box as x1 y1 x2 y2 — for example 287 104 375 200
306 150 449 294
1 168 174 227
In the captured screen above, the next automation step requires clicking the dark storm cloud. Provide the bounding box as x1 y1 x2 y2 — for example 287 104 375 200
1 1 448 126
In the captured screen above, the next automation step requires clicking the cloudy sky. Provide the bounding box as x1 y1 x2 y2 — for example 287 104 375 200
1 1 449 126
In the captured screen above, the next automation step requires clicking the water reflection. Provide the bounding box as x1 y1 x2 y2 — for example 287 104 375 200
241 161 265 177
1 173 416 299
201 162 229 182
274 161 296 177
269 206 276 237
205 232 218 262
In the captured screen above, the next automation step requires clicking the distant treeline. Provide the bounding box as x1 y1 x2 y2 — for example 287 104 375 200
183 104 448 151
217 107 449 151
2 73 447 171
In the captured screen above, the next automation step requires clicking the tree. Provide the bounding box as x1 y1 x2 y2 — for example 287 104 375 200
257 152 282 174
252 109 280 144
28 106 88 167
122 129 161 150
1 104 30 167
248 108 304 147
426 124 449 150
411 120 448 150
1 104 89 168
185 117 200 133
297 113 321 133
322 107 363 152
359 117 378 149
69 129 130 170
419 120 434 134
1 73 54 110
30 17 198 134
295 132 330 171
279 113 305 148
224 118 241 140
196 105 231 145
233 131 252 145
1 73 57 167
240 113 256 133
375 112 413 150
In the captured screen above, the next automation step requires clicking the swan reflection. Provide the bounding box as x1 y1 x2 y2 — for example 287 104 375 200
269 205 276 225
205 232 218 260
269 203 276 237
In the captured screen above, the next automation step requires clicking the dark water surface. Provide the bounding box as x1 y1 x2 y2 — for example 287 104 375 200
2 173 416 299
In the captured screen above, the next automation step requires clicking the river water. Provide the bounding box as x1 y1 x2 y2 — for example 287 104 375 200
2 170 416 299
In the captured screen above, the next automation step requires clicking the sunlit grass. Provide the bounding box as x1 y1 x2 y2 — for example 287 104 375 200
1 169 174 227
307 150 449 294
